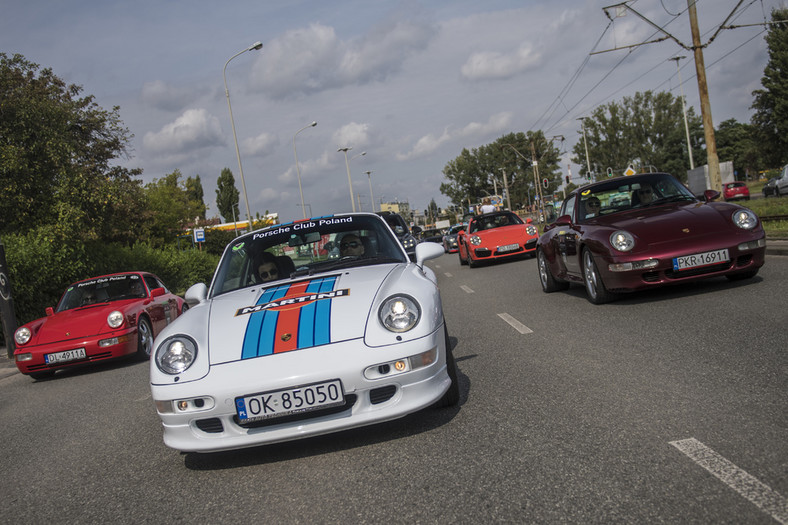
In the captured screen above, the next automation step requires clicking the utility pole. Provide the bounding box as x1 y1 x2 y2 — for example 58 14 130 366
688 0 720 191
670 56 695 170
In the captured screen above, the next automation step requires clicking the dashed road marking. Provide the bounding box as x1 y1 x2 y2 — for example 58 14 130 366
670 438 788 524
460 285 474 294
444 272 453 278
497 313 533 334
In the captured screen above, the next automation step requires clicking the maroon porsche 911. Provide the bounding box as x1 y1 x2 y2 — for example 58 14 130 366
536 172 766 304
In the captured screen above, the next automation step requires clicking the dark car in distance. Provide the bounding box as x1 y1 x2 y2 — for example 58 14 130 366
536 172 766 304
377 211 419 261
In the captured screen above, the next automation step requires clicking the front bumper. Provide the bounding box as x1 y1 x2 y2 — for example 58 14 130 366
14 328 139 375
151 326 451 453
592 236 766 292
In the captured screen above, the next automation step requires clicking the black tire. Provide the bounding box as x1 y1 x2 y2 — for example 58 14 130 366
136 317 154 359
726 269 759 281
435 323 459 408
468 255 477 268
582 248 615 304
29 371 55 380
537 248 569 293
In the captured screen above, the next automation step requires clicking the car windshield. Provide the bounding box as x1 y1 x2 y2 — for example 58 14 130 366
211 214 407 297
576 173 696 222
469 212 523 233
57 274 147 312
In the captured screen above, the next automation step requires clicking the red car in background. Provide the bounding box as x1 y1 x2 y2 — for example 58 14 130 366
14 272 187 380
457 211 539 267
536 173 765 304
723 182 750 201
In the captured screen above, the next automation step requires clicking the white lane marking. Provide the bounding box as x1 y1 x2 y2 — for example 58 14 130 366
135 393 152 402
497 313 533 334
670 438 788 524
444 272 453 278
460 285 474 294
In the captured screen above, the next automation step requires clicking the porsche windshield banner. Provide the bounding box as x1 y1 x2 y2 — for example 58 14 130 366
240 276 347 358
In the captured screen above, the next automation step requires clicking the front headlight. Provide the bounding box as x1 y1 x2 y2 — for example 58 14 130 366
107 310 124 328
609 230 635 252
379 295 420 333
732 209 758 230
155 336 198 375
14 327 31 345
470 235 482 246
526 225 538 236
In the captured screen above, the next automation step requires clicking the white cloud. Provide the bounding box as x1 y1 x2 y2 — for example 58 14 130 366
397 112 513 160
461 42 542 81
242 132 279 157
332 122 372 149
142 108 223 155
251 18 435 99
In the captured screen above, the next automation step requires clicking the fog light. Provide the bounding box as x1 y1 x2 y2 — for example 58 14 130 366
155 400 174 414
16 353 33 362
394 360 407 371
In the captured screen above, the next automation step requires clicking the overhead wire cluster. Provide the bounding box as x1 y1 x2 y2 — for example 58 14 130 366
529 0 773 143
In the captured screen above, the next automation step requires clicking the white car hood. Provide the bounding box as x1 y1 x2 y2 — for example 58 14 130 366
206 266 392 365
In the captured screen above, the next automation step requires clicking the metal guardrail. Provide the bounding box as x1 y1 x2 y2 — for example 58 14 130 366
760 215 788 222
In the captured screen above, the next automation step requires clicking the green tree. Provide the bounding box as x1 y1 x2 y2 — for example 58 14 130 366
715 119 761 180
216 167 240 223
186 175 207 220
750 8 788 168
145 169 204 246
571 91 703 182
441 131 562 211
0 53 145 242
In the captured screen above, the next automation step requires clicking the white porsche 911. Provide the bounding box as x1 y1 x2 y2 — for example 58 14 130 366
150 212 459 453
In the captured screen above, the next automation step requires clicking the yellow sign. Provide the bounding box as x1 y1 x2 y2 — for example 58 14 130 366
624 166 636 176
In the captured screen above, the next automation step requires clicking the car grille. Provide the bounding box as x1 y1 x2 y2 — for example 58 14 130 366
473 248 492 258
369 385 397 404
233 394 358 430
195 418 224 434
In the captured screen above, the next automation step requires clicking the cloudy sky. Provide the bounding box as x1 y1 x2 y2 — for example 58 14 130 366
2 0 783 223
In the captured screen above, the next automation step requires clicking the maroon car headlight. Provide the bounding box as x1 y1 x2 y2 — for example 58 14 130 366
14 327 31 346
379 295 420 333
609 231 635 252
526 225 538 236
732 209 758 230
470 235 482 246
107 310 124 328
155 335 198 375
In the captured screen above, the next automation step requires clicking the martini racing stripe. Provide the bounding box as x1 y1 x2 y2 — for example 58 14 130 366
241 276 339 359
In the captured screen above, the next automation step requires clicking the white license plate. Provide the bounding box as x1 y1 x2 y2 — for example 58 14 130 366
673 249 729 271
498 243 520 253
236 379 345 423
44 347 87 364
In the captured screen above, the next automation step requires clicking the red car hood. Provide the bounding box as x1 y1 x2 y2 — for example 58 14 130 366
589 202 741 244
28 305 119 345
476 224 535 242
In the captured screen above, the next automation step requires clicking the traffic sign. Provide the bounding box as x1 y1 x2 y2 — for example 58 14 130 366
624 165 636 176
193 228 205 243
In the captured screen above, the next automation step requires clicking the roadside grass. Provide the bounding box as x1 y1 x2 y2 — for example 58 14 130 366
740 189 788 238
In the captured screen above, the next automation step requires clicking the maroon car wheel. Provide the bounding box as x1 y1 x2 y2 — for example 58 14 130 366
582 249 615 304
537 248 569 293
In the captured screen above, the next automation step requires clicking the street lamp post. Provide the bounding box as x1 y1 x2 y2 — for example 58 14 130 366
670 56 694 170
498 167 511 210
293 121 317 219
365 170 375 212
577 117 593 182
338 148 366 212
297 203 312 217
224 41 263 229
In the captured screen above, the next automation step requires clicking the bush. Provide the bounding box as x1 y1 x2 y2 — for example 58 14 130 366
2 231 219 325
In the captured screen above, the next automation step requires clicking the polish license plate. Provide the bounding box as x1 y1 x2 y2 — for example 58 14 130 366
44 347 87 364
498 243 520 253
236 379 345 423
673 248 729 271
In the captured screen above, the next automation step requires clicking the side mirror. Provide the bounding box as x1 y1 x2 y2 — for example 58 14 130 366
150 287 165 298
184 283 208 306
555 214 572 226
525 218 533 224
411 225 422 234
46 307 55 316
703 189 720 202
415 242 444 266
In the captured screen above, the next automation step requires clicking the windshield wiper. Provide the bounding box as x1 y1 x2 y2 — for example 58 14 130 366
649 195 695 206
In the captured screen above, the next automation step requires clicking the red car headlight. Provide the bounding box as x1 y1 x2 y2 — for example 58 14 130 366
14 327 31 345
470 235 482 246
107 310 124 328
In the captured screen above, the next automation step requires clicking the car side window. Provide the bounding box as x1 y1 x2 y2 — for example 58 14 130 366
561 195 576 221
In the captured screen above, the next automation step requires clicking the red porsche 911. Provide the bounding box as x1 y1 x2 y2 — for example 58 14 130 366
14 272 187 379
536 173 766 304
457 210 539 267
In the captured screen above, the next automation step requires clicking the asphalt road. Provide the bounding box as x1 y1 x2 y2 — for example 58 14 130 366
1 253 786 524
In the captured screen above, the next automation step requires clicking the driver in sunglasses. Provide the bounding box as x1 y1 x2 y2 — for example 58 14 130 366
339 234 365 257
255 251 280 283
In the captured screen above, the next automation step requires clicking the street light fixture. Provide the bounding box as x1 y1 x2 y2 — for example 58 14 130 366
293 121 317 219
338 148 366 212
365 170 376 212
223 41 263 229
